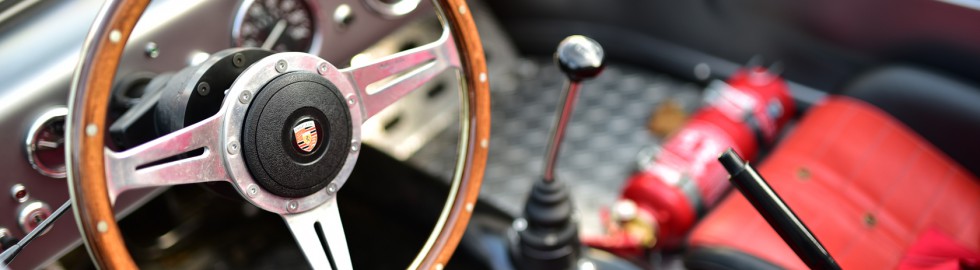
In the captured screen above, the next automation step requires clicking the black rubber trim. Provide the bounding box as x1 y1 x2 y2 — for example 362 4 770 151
684 247 784 270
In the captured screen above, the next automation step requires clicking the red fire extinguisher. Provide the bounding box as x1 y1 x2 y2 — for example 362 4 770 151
584 67 795 256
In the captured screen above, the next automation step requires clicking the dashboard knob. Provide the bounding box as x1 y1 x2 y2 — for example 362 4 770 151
16 201 51 235
555 35 606 82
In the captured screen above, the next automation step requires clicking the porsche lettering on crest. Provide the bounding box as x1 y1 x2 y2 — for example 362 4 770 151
292 120 318 153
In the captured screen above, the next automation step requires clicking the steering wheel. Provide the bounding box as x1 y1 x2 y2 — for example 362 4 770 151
65 0 489 269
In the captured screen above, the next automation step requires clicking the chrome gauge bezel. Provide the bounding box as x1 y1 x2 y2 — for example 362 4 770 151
25 107 69 179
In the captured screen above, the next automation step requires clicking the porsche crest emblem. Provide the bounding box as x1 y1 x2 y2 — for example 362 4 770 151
292 120 318 153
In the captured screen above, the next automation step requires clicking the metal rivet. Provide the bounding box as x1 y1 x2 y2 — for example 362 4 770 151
863 213 876 227
479 72 487 82
227 141 240 155
327 183 338 194
333 4 355 27
239 90 252 104
513 218 527 231
197 82 210 96
97 221 108 233
465 203 474 212
480 138 488 148
434 264 444 270
247 184 258 197
458 5 467 14
350 140 359 153
85 124 98 137
346 94 356 106
232 53 246 68
287 201 299 212
797 167 811 180
275 59 288 73
109 30 121 43
318 62 328 74
144 42 159 58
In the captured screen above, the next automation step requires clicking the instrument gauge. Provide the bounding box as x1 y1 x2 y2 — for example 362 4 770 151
25 107 68 179
233 0 319 53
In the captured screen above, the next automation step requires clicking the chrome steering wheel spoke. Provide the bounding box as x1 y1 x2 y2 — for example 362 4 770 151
341 25 461 122
282 198 353 270
103 113 228 203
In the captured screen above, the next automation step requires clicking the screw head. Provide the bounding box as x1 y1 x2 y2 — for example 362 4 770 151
346 94 356 106
350 140 359 153
232 53 246 68
144 42 160 59
246 184 258 197
227 141 240 155
333 4 354 27
85 124 98 137
287 201 299 212
327 183 338 194
275 60 287 73
318 62 329 74
239 90 252 104
196 82 210 96
109 30 122 43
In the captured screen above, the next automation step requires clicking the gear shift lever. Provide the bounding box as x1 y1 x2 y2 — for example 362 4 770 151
511 35 605 270
543 35 606 183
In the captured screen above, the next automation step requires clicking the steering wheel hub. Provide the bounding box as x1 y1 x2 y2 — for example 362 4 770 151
215 52 363 214
241 71 353 198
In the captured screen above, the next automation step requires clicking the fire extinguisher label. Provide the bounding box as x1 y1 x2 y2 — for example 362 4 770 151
705 81 757 123
646 121 737 207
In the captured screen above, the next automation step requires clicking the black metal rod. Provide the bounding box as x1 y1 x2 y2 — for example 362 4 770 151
718 148 841 270
0 200 71 266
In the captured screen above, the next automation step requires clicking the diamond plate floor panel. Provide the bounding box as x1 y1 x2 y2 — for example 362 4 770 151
408 59 702 235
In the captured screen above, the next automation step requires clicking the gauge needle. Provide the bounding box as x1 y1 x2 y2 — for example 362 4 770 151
37 140 59 149
262 19 288 50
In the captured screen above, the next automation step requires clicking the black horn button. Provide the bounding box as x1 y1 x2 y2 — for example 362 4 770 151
242 71 352 198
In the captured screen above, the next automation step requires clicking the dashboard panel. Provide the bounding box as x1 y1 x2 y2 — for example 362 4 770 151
0 0 429 268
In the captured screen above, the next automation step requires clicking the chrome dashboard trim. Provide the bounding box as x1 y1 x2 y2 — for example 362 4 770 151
364 0 421 18
0 0 41 25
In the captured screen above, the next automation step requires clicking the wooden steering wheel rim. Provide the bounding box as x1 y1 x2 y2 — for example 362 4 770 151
66 0 489 269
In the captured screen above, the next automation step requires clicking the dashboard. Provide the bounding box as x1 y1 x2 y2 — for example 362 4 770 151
0 0 444 268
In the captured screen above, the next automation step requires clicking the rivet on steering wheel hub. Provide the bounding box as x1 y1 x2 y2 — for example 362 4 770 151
318 62 328 74
239 90 251 104
275 59 288 73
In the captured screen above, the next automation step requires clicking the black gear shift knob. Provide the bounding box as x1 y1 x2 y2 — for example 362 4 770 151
555 35 606 82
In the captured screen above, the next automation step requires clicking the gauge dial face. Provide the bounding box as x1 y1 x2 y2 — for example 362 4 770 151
234 0 318 52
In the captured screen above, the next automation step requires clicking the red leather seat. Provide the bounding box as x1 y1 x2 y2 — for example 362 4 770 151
687 97 980 269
